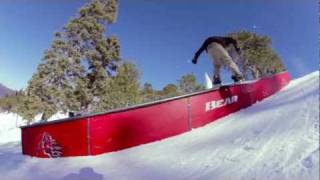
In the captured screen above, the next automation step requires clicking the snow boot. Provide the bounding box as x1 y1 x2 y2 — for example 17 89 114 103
213 75 222 85
231 74 244 83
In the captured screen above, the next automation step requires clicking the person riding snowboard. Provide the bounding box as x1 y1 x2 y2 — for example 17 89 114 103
192 36 244 85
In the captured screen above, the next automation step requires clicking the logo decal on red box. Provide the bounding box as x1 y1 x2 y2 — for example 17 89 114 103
36 132 62 158
205 95 238 112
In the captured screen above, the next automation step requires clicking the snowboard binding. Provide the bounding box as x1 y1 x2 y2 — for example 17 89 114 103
231 74 244 83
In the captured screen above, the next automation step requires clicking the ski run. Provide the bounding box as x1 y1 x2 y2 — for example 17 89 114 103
0 71 319 180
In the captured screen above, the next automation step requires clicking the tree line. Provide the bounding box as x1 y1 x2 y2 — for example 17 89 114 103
0 0 285 124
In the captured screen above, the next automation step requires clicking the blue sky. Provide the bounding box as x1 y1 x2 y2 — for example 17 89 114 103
0 0 318 90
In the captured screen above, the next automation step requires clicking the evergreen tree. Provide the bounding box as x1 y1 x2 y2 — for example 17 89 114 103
228 31 286 79
0 91 41 123
25 0 120 121
16 93 43 123
178 73 204 94
138 73 204 103
160 84 179 98
140 82 157 102
97 62 141 111
0 94 18 112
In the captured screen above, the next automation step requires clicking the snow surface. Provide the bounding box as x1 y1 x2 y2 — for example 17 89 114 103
0 71 319 180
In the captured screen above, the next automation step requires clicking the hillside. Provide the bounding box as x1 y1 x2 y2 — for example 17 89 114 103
0 71 319 180
0 83 15 98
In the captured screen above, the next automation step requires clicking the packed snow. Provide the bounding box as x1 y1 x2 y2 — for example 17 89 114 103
0 71 319 180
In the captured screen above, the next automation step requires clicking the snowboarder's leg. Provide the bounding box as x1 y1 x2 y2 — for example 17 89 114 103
207 42 222 85
218 47 242 77
215 44 244 82
213 64 222 85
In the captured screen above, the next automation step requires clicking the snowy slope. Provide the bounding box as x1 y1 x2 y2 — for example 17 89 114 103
0 113 22 143
0 83 15 98
0 71 319 180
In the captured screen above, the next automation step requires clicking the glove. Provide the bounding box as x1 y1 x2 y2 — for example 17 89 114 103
192 58 197 64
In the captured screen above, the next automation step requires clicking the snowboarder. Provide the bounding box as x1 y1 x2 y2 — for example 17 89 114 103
192 36 244 85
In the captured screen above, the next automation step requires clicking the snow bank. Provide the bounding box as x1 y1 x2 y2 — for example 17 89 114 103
0 71 319 180
0 113 23 143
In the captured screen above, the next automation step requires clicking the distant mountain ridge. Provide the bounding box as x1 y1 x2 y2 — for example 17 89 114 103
0 83 15 98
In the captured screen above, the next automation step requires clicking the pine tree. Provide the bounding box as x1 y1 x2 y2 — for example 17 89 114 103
138 74 204 103
228 31 286 79
140 82 157 102
160 84 179 98
25 0 120 121
0 90 42 123
97 62 142 111
16 92 43 123
178 73 204 94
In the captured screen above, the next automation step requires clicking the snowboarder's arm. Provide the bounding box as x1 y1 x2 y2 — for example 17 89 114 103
192 39 209 64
